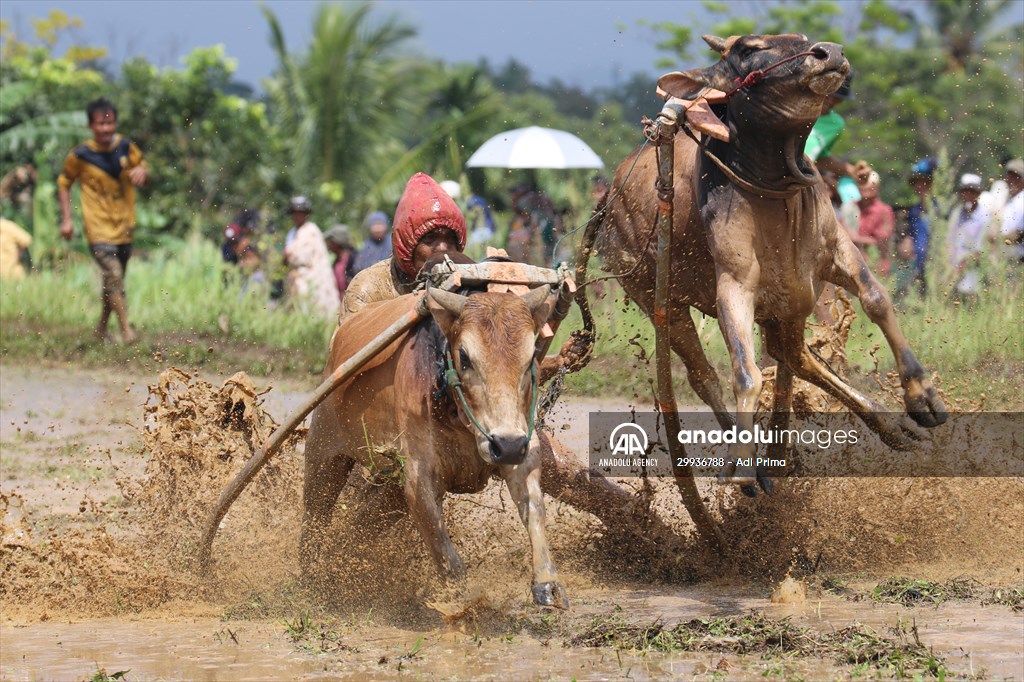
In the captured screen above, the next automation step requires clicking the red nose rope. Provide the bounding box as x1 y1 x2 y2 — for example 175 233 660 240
722 49 822 99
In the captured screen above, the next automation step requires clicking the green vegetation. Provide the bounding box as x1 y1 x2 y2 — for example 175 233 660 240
870 576 982 606
0 2 1020 407
568 611 951 678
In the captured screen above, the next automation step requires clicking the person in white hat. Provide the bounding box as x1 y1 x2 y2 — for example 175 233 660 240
282 195 340 318
999 159 1024 267
946 173 990 303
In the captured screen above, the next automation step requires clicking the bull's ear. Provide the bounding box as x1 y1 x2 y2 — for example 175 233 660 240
520 285 554 331
427 288 467 335
657 63 731 101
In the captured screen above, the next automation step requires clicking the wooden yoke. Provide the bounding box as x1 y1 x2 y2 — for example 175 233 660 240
647 99 725 552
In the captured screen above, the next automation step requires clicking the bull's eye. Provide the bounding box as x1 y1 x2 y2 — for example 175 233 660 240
458 348 472 371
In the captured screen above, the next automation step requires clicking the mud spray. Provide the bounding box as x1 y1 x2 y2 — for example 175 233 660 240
1 350 1019 631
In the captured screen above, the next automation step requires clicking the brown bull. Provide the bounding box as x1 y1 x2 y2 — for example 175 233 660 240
301 285 570 608
591 34 947 491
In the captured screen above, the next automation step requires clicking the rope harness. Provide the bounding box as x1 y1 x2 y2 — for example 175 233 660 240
443 348 539 445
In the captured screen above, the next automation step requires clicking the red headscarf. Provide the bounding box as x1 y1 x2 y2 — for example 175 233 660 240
392 173 467 275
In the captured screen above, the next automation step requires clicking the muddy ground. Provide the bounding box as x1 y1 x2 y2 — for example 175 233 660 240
1 360 1022 681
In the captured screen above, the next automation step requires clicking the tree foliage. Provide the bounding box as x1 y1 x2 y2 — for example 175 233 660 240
1 1 1019 247
650 0 1023 205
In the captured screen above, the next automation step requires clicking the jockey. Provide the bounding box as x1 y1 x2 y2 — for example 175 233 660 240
340 172 466 322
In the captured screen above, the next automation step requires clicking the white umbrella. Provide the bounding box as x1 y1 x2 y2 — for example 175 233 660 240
465 126 604 169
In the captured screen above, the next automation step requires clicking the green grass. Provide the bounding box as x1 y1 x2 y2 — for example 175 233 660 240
1 236 333 376
2 237 1021 407
568 611 951 678
551 270 1023 407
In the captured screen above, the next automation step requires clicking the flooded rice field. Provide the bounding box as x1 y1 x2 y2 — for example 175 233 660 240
1 362 1022 680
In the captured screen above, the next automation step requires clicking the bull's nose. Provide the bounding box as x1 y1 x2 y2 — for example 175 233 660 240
810 42 845 62
489 435 529 465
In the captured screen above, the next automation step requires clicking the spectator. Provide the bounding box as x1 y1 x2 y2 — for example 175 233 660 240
238 245 268 295
222 208 259 265
464 194 496 247
281 195 340 318
947 173 991 304
895 159 939 302
351 211 391 275
0 214 32 281
57 97 147 344
805 72 858 181
855 170 895 277
999 158 1024 268
509 183 560 264
323 223 356 300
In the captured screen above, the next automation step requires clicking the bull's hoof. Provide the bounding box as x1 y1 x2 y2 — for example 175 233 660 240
875 413 930 451
532 581 569 609
717 460 756 488
906 387 949 427
739 470 774 497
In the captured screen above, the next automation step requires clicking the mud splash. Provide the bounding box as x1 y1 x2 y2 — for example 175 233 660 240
2 361 1022 680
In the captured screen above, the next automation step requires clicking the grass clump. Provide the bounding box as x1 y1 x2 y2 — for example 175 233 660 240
869 576 981 606
568 611 950 678
283 610 358 655
981 586 1024 612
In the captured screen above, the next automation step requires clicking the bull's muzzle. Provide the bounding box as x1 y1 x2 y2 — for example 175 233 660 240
488 434 529 465
808 42 849 74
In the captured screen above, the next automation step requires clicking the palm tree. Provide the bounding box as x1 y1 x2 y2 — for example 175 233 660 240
365 64 501 201
262 2 417 209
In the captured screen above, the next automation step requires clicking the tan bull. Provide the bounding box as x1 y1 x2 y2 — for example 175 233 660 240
301 285 570 608
589 34 948 493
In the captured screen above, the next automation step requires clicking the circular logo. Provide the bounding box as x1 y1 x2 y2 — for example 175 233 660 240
609 422 649 456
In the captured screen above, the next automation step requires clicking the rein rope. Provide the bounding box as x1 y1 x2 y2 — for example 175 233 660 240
721 49 821 99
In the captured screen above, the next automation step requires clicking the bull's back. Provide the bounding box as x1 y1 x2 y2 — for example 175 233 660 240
597 135 717 315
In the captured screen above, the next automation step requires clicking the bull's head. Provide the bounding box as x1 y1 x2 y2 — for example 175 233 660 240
427 286 553 466
659 34 850 135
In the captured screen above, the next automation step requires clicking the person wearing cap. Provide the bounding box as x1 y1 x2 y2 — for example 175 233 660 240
895 159 940 302
281 195 340 318
351 211 392 276
805 72 857 179
340 173 465 322
323 223 356 300
854 170 895 277
999 159 1024 267
947 173 991 303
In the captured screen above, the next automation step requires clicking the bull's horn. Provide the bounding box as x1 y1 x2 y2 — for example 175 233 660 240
520 285 553 313
428 288 467 315
702 35 729 55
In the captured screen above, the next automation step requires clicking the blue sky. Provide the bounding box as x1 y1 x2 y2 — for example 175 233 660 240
1 1 717 89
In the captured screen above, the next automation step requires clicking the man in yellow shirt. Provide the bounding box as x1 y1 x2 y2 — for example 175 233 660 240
0 215 32 281
57 98 148 343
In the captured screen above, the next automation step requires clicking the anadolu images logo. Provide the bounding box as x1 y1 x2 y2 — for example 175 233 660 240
609 422 649 456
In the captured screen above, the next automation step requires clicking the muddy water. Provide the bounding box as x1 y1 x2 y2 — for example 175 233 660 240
2 362 1023 681
4 590 1022 680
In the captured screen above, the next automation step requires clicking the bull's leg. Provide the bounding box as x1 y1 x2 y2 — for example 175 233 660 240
501 440 568 609
826 236 947 427
301 406 356 574
537 432 679 546
715 277 761 487
773 318 929 450
403 459 466 581
669 308 733 429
